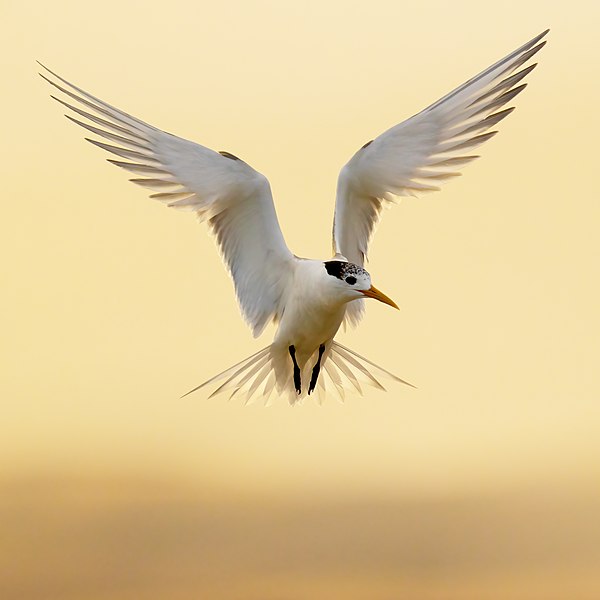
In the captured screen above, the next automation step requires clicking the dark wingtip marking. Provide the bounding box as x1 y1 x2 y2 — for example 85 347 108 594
219 151 240 161
361 140 373 150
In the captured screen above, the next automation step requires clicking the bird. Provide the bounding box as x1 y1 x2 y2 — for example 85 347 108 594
39 30 548 405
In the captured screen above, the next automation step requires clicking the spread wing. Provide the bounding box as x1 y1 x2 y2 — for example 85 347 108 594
39 64 294 337
333 30 548 326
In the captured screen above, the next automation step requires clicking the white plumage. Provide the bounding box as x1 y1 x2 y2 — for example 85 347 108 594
40 30 547 404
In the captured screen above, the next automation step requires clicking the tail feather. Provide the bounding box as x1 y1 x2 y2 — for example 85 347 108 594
329 352 363 395
323 360 346 403
262 371 277 406
331 344 385 391
180 346 270 399
182 341 414 404
245 361 273 404
212 353 270 400
332 342 416 389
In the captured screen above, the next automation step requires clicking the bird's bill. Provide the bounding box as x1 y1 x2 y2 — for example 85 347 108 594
360 285 399 309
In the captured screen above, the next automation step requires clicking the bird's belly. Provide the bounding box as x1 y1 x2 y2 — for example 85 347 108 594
274 300 345 366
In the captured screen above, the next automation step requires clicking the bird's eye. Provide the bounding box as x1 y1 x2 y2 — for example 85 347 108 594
345 276 357 285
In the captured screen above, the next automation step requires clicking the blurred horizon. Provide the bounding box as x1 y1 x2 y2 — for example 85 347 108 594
2 468 600 600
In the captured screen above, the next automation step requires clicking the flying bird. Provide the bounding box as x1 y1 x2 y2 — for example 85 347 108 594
39 30 548 404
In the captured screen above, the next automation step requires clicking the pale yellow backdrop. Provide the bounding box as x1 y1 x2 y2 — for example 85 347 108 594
1 0 599 598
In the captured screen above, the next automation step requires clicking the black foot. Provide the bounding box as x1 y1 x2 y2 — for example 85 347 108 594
308 344 326 395
289 345 301 395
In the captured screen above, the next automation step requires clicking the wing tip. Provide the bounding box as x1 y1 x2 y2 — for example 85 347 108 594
36 60 50 75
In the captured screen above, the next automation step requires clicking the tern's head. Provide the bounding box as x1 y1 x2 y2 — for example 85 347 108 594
323 260 398 309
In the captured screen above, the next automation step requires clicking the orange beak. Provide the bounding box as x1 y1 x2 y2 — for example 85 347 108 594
360 285 399 310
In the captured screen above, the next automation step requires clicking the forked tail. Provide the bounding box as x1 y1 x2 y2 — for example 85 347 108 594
182 342 415 405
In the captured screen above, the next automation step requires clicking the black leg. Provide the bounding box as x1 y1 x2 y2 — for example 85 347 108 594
288 345 301 395
308 344 326 395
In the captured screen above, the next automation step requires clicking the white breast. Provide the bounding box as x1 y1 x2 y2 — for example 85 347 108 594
273 259 346 367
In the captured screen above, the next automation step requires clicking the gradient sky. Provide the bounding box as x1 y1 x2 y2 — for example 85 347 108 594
2 0 599 501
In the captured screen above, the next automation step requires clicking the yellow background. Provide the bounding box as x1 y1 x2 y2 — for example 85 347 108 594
2 0 599 598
